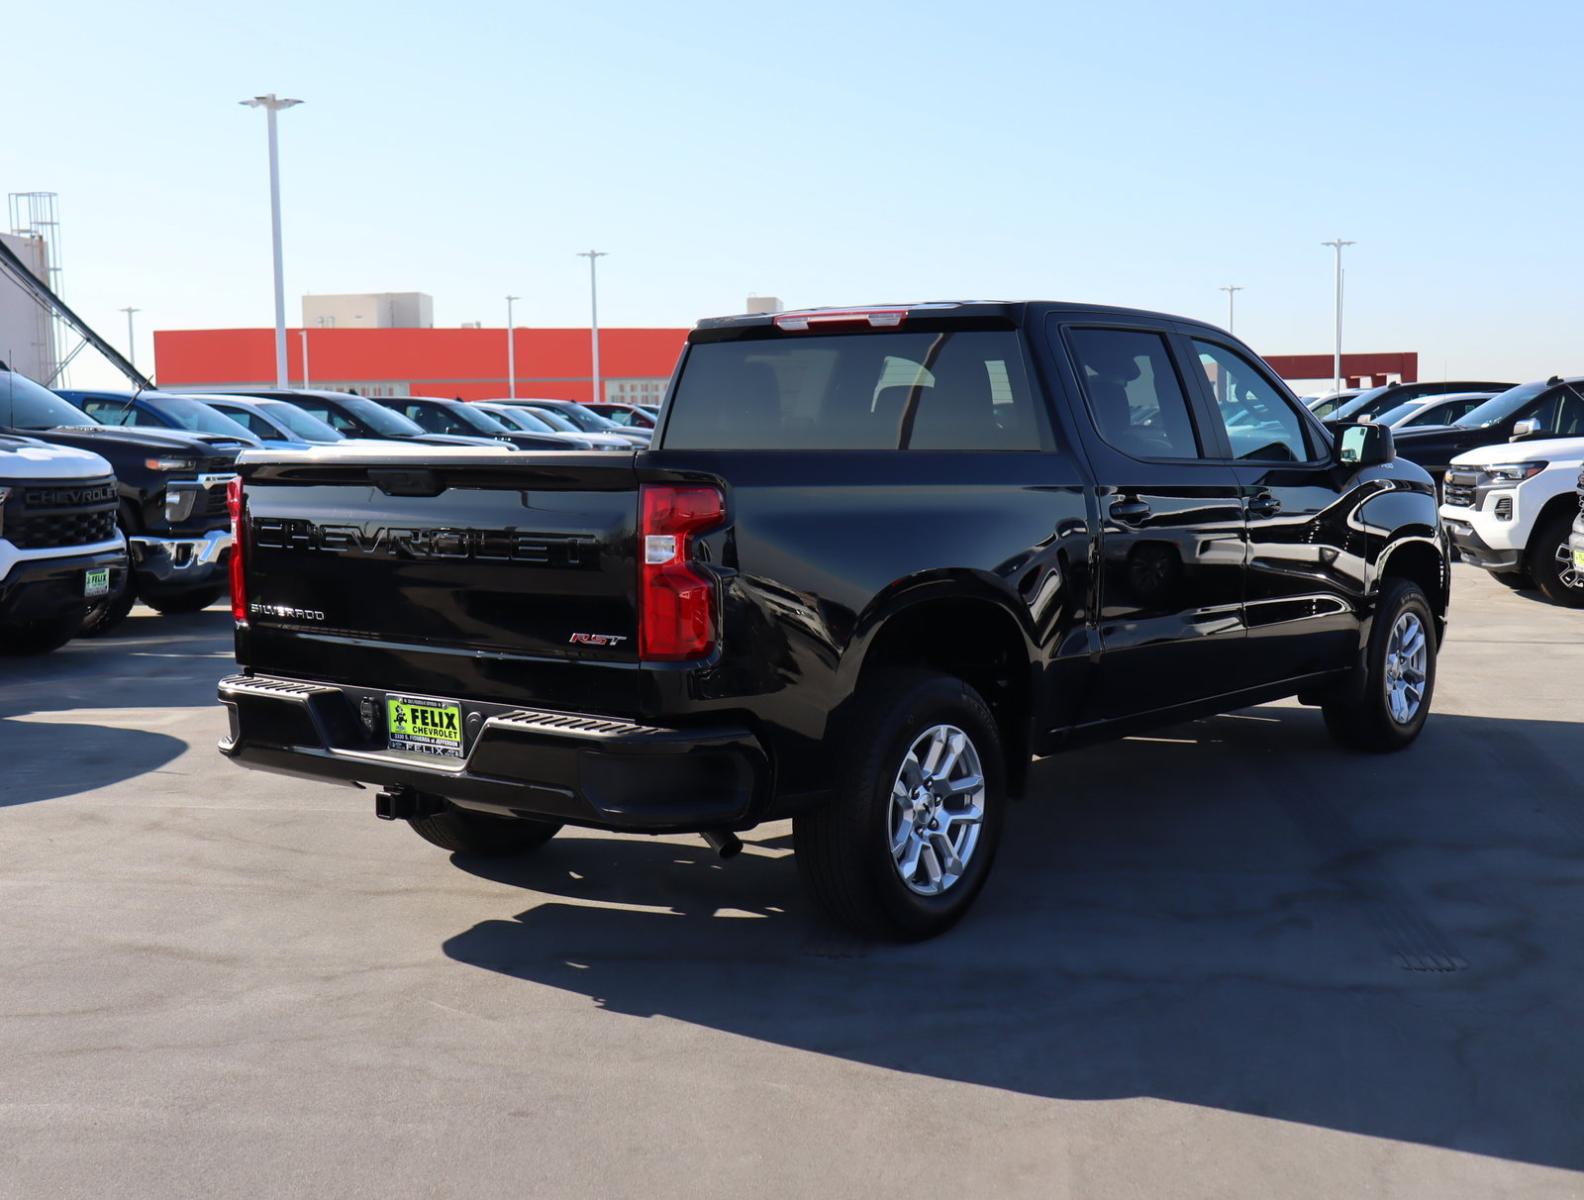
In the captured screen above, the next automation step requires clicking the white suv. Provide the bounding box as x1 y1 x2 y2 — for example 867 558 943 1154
1440 434 1584 605
0 436 129 652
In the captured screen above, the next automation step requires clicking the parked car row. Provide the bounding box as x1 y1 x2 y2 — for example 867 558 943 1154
0 371 666 654
1308 376 1584 606
1 366 237 643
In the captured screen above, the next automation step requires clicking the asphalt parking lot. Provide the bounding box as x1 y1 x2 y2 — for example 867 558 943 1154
1 565 1580 1199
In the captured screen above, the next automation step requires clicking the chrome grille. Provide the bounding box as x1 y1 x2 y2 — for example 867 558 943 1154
1443 471 1477 508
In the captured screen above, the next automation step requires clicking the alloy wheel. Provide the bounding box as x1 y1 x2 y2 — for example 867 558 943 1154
1383 611 1429 725
1554 542 1584 591
888 724 986 896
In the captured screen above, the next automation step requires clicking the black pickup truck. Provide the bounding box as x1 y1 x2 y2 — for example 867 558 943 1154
2 366 237 631
217 302 1450 939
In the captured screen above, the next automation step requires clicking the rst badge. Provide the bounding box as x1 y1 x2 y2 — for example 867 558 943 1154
569 633 628 647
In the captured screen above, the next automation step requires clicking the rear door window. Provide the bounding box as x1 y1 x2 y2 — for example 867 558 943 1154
1065 328 1202 460
663 330 1042 451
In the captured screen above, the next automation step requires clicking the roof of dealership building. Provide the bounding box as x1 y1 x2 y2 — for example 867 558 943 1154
153 326 688 402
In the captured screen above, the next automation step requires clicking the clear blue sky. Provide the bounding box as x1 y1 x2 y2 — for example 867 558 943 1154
7 0 1582 386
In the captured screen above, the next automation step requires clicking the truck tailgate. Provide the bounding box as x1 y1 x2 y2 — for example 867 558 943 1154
235 451 641 713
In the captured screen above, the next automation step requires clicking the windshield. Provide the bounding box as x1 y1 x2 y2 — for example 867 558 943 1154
343 397 424 436
1455 382 1548 429
487 406 557 434
261 402 343 441
542 404 617 433
596 404 656 428
444 403 512 435
147 395 257 440
524 406 580 433
1375 401 1425 427
1331 388 1409 422
0 371 98 430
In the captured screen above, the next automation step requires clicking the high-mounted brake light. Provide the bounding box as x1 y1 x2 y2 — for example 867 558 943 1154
638 484 725 661
773 307 909 332
227 475 247 625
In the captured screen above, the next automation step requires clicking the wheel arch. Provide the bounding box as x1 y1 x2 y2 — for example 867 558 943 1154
1375 535 1449 640
840 575 1038 796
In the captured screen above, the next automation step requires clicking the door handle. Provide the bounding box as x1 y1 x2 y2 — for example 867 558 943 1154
1248 493 1282 517
1109 497 1152 524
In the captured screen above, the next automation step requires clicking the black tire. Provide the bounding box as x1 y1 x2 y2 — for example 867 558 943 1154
793 670 1006 941
0 611 84 656
1491 571 1533 590
1322 578 1437 752
141 585 225 615
408 803 562 857
78 588 135 637
1527 511 1584 608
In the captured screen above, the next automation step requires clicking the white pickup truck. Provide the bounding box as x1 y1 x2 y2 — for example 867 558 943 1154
1440 434 1584 606
0 435 129 652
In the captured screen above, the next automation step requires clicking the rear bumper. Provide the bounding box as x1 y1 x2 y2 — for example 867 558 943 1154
216 673 770 833
0 540 129 624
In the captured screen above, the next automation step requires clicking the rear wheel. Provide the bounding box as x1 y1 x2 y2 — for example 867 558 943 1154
794 670 1006 941
408 804 562 857
141 585 225 615
1322 578 1437 752
1528 511 1584 607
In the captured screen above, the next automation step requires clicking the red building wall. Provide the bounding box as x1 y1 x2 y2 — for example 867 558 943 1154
1263 352 1418 386
153 327 690 402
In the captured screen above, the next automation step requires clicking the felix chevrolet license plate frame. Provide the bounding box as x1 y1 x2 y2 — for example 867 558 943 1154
386 693 465 759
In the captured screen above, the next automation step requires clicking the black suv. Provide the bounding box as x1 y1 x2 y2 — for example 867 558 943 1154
218 301 1449 940
1394 377 1584 481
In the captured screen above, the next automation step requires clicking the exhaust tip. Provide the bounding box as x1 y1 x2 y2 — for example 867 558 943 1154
701 830 743 860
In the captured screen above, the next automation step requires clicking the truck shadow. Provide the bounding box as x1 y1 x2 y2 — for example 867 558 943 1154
0 607 229 803
442 705 1584 1173
0 717 187 806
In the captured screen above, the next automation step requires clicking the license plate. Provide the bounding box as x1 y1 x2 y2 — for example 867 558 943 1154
386 694 464 758
84 567 110 598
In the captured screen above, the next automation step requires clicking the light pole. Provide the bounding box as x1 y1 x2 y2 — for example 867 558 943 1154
505 295 519 399
300 328 310 388
577 250 607 403
119 307 140 369
240 93 303 388
1322 238 1355 395
1218 285 1242 335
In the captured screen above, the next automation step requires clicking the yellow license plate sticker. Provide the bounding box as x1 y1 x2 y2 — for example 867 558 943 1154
387 694 464 758
1573 548 1584 572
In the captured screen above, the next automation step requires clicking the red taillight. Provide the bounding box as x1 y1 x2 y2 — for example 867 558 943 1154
638 484 724 661
227 475 247 624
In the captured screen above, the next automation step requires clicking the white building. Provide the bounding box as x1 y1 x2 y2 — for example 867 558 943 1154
0 232 57 381
302 292 434 329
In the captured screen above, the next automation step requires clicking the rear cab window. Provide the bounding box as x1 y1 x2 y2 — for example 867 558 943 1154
662 329 1045 451
1063 327 1203 460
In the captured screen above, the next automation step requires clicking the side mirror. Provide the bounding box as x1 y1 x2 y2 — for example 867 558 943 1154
1338 421 1395 467
1510 417 1542 442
